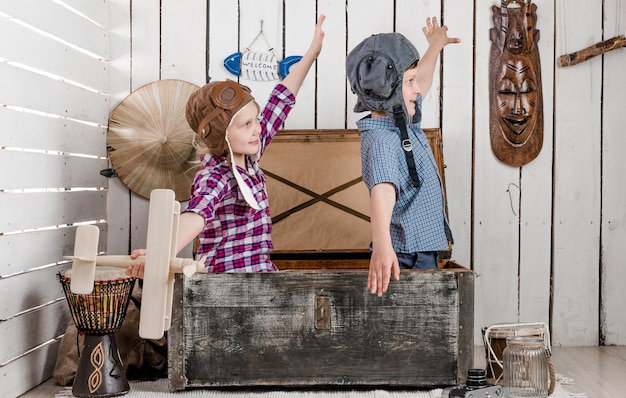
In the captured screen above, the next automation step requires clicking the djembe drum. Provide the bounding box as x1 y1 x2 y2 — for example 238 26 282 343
60 267 136 397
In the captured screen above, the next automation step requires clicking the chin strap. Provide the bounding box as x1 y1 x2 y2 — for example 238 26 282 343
392 105 420 188
225 132 262 211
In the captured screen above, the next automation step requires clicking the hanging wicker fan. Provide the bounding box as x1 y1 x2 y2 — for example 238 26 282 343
107 79 201 201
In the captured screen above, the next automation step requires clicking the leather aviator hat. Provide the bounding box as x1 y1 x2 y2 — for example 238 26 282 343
186 79 255 158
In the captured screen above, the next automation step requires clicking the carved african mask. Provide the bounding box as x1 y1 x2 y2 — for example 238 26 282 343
489 0 543 166
496 54 538 145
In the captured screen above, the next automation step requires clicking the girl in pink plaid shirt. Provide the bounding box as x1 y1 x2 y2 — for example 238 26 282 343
128 16 325 275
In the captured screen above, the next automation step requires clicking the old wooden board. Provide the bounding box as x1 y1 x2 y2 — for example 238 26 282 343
168 266 474 390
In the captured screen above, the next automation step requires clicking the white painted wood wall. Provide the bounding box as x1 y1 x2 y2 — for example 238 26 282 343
1 0 625 396
0 1 109 396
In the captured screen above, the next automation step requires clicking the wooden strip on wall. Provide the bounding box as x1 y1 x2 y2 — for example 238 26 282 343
600 0 626 346
127 0 162 253
1 224 107 277
2 151 108 190
207 1 239 83
106 0 132 255
161 0 206 86
518 0 555 326
161 0 206 258
345 0 394 129
0 190 107 233
441 0 474 268
472 0 521 342
0 107 107 157
283 0 316 130
553 0 603 346
316 0 348 129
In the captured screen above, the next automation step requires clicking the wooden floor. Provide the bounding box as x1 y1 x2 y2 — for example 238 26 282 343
19 346 625 397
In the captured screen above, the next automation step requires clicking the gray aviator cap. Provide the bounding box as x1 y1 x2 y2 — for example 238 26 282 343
346 33 421 125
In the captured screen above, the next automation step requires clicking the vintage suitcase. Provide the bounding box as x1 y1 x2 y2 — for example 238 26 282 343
168 129 474 390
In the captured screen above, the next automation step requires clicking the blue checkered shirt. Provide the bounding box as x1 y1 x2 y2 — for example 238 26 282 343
357 114 453 253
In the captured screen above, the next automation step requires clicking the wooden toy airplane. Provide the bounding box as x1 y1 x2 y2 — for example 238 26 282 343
65 189 205 340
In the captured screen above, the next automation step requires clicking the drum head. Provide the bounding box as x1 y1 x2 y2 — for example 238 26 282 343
64 266 133 281
483 323 547 339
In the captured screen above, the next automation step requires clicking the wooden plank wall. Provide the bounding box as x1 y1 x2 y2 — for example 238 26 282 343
106 0 626 349
0 0 109 396
1 0 625 394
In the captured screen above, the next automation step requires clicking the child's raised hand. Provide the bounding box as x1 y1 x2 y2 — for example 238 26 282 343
307 14 326 58
422 16 461 49
281 14 326 95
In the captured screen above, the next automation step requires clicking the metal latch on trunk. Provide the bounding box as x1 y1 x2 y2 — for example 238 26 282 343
315 295 331 330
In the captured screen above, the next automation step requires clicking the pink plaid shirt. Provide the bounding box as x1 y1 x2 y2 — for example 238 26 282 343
183 84 295 272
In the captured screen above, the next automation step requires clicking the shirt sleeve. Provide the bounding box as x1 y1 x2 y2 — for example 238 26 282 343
258 84 296 156
367 135 402 192
183 169 228 223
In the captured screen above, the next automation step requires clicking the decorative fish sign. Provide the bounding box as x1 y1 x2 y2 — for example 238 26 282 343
224 50 302 81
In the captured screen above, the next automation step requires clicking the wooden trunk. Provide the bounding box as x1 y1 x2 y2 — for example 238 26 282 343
168 129 474 390
168 265 473 390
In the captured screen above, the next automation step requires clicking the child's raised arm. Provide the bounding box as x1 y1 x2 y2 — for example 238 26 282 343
416 16 460 99
280 15 326 96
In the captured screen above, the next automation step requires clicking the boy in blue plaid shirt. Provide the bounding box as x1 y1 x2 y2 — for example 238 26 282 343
346 18 459 297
